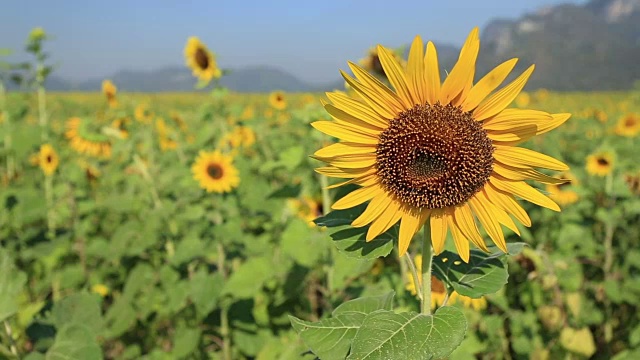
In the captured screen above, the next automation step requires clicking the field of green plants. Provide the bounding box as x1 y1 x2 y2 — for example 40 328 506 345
1 29 640 360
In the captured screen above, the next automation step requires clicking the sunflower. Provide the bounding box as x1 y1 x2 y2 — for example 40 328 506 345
240 106 255 121
39 144 59 176
134 104 153 124
288 196 324 226
586 151 614 177
111 117 130 139
184 36 222 83
102 80 118 108
624 172 640 195
269 91 287 110
65 117 112 158
614 113 640 137
170 111 189 132
546 171 579 206
191 150 240 193
312 28 571 261
406 255 486 310
155 118 178 151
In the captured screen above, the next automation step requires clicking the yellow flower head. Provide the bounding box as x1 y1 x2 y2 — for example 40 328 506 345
546 172 579 206
39 144 59 176
102 80 118 108
269 91 287 110
288 196 324 226
312 28 570 262
586 151 614 177
65 117 112 158
184 36 222 83
134 103 153 124
191 150 240 193
615 113 640 137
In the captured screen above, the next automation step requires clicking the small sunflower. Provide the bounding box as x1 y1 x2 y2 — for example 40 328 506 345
134 103 154 124
312 28 570 261
111 117 130 139
586 151 614 177
156 118 179 151
170 111 189 132
184 36 222 83
65 117 112 158
546 171 579 206
289 196 324 226
39 144 59 176
269 91 287 110
615 113 640 137
102 80 118 108
240 106 255 121
624 172 640 195
191 150 240 193
406 254 486 310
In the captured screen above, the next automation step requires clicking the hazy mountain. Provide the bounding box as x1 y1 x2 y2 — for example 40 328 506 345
7 0 640 92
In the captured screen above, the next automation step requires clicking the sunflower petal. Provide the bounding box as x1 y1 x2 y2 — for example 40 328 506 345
352 194 393 227
332 184 382 210
311 121 379 145
493 163 570 185
491 177 561 212
315 166 375 179
341 71 401 120
448 215 470 263
377 45 413 107
325 173 377 189
314 142 376 158
406 36 426 104
473 65 535 121
462 58 518 112
439 27 480 105
483 109 552 129
430 209 449 254
326 91 390 127
494 145 569 171
367 199 403 241
453 203 489 252
483 184 532 227
469 195 507 252
325 105 385 133
398 208 429 256
346 64 405 114
424 41 441 105
319 154 376 169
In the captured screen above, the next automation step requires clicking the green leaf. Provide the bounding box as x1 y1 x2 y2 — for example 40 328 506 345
281 219 327 267
280 146 304 171
189 270 223 317
222 257 274 298
290 312 364 360
170 325 201 359
433 243 525 298
333 291 395 316
348 306 467 360
0 249 27 322
45 323 103 360
51 293 104 335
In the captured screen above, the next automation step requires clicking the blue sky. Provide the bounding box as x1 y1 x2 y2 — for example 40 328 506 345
1 0 587 84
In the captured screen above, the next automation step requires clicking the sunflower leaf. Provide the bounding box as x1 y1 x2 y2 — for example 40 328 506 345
347 307 467 360
433 243 526 298
0 249 27 322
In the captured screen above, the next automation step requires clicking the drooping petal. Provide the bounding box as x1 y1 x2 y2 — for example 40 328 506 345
352 193 393 227
366 199 403 241
462 58 518 112
473 65 535 121
424 41 441 105
397 208 429 256
406 35 426 104
468 195 507 252
430 208 449 254
494 145 569 171
493 163 569 185
439 27 480 105
325 173 377 189
490 176 561 212
483 184 532 227
448 215 470 263
377 45 413 107
331 184 382 210
475 189 521 235
453 203 489 251
483 109 552 129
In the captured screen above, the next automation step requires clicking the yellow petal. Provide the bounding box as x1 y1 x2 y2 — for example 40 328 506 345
311 121 379 145
319 154 376 169
462 58 518 112
468 195 507 252
473 65 535 121
326 91 390 127
346 64 406 115
439 27 480 105
377 45 413 107
406 35 426 105
332 184 382 210
487 127 538 143
448 215 470 263
367 199 403 241
493 163 570 185
483 184 532 227
485 111 571 145
352 194 393 227
325 173 376 189
424 41 441 105
341 71 401 120
315 166 375 179
313 142 376 158
490 176 561 212
453 203 489 252
494 145 569 171
430 208 449 254
325 105 385 134
483 109 552 130
397 208 429 257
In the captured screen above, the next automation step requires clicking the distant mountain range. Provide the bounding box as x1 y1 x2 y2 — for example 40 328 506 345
8 0 640 92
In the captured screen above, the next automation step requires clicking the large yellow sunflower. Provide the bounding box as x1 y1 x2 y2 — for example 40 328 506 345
312 28 571 261
614 113 640 137
39 144 59 176
102 80 118 108
184 37 222 83
191 150 240 193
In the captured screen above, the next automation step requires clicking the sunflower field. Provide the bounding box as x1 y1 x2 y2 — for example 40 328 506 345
1 28 640 360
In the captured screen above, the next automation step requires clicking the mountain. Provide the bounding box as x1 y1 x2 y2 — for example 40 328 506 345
6 0 640 92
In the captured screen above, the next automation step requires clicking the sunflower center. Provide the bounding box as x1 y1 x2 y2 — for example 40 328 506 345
597 157 609 166
376 103 494 209
46 155 53 163
195 47 210 70
625 117 636 127
206 163 224 179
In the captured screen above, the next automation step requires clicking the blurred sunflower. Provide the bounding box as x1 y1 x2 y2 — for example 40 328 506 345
592 109 608 123
191 150 240 193
614 113 640 137
240 106 255 121
65 117 112 158
134 103 154 124
312 28 571 261
102 80 118 108
269 91 287 110
39 144 59 176
586 151 614 177
288 196 324 226
515 91 530 107
624 172 640 195
170 111 189 132
111 117 130 139
406 254 486 310
546 171 579 206
184 36 222 83
77 159 101 183
155 118 178 151
359 46 406 80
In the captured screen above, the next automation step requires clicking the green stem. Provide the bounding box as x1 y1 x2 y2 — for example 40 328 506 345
0 81 14 180
319 174 336 295
405 253 423 303
217 243 232 360
36 63 48 142
45 174 54 239
421 223 433 315
3 321 18 357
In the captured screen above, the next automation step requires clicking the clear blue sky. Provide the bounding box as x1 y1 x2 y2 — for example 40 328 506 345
1 0 586 84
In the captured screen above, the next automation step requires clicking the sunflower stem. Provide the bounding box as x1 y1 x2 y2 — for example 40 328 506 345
319 174 337 296
217 243 232 360
404 253 423 303
0 81 14 181
36 62 49 142
44 173 55 239
421 222 433 315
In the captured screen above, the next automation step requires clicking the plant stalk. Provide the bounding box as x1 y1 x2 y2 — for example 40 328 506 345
421 223 433 315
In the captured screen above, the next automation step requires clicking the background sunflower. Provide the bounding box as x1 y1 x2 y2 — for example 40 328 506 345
184 36 222 83
191 150 240 193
